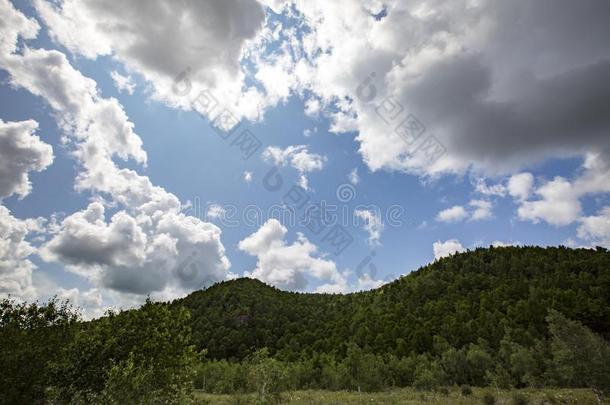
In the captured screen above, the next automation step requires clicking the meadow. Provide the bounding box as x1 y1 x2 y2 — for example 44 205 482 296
194 387 605 404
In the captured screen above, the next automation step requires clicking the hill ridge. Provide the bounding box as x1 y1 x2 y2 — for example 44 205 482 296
176 246 610 360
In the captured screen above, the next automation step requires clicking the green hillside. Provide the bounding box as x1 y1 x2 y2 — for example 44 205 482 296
3 246 609 402
178 246 610 361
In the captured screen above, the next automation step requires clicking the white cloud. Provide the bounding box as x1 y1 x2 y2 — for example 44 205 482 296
514 155 610 228
354 208 384 245
436 205 468 223
256 0 610 178
354 274 386 291
0 205 45 301
433 239 465 260
262 145 326 190
303 127 317 137
508 173 534 201
0 118 53 199
41 202 230 296
206 203 226 221
34 0 269 121
469 199 493 221
110 70 135 95
0 0 231 304
517 177 581 227
348 168 360 185
239 219 345 291
491 241 521 247
578 206 610 248
56 287 104 319
473 178 507 197
304 97 321 118
243 171 253 183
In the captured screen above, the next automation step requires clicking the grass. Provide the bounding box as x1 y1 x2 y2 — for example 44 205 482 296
194 387 605 404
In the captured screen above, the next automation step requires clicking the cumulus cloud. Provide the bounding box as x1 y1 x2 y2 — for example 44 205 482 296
511 153 610 229
34 0 268 120
474 178 507 197
436 205 468 223
0 118 53 199
508 173 535 201
56 287 104 319
436 200 493 223
469 199 493 221
0 0 231 303
517 177 581 226
41 202 230 296
262 145 326 190
239 219 345 291
354 208 384 245
0 205 45 300
30 0 610 180
254 0 610 177
433 239 465 260
578 207 610 248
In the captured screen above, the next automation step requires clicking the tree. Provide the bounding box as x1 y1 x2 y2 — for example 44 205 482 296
0 297 79 404
247 348 287 401
546 310 610 395
50 299 198 403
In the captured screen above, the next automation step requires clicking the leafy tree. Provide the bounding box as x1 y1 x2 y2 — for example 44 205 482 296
546 310 610 395
0 297 79 404
247 348 287 401
50 299 198 403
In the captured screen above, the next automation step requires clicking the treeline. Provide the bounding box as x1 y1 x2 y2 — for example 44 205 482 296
1 246 609 403
0 298 198 404
194 311 610 399
178 246 610 361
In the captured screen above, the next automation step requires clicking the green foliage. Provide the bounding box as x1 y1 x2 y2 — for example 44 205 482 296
2 246 610 401
178 247 610 361
0 297 79 404
50 299 198 403
183 247 610 395
546 309 610 394
247 348 288 401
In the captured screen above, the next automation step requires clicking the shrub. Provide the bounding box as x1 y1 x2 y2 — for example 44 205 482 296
50 300 198 403
0 298 79 404
461 384 472 396
546 310 610 394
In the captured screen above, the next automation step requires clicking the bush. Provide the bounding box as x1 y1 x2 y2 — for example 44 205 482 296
546 310 610 394
247 348 288 401
50 300 198 403
482 392 496 405
461 384 472 396
0 298 79 404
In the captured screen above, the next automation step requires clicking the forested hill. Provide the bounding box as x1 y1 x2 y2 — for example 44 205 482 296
176 246 610 361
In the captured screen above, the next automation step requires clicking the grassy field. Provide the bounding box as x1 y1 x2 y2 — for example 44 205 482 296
194 387 605 404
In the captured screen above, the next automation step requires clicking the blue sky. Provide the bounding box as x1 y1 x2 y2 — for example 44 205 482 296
1 0 609 316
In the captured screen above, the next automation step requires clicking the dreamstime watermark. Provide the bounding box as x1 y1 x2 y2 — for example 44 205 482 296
356 72 446 166
172 66 262 160
186 196 405 230
170 67 403 286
